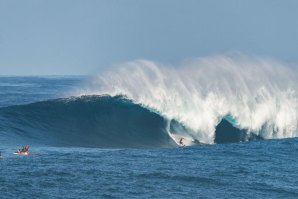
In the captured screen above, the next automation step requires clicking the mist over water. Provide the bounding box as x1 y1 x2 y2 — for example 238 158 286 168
77 55 298 143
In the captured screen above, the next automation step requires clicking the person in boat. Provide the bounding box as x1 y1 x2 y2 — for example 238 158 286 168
16 145 29 153
21 145 29 152
15 147 21 153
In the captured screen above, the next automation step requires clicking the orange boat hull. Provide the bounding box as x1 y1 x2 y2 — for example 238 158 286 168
14 151 29 155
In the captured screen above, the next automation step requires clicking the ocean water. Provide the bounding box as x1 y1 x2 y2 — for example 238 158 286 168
0 73 298 198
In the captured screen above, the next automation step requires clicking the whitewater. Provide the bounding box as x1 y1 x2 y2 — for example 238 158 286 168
77 55 298 144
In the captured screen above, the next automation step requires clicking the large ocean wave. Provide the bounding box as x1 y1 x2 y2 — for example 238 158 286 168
0 95 257 148
1 55 297 148
75 55 298 144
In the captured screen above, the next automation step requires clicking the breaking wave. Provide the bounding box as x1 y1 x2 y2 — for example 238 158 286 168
1 55 297 148
0 95 258 148
75 55 298 144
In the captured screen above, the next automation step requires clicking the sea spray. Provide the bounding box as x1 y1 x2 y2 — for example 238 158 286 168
77 55 298 143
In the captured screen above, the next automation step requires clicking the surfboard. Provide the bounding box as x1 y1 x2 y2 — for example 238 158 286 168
168 133 194 147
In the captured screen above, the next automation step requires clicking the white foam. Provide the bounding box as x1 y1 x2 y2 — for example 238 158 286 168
75 55 298 143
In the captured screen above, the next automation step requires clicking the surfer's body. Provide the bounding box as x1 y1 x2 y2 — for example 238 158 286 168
179 138 185 146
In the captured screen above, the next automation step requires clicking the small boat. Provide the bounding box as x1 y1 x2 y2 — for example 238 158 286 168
14 150 29 155
14 145 30 155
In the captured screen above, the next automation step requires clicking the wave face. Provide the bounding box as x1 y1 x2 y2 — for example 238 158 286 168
0 96 176 148
76 55 298 144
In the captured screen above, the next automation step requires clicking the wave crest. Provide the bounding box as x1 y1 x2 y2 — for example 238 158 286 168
77 55 298 143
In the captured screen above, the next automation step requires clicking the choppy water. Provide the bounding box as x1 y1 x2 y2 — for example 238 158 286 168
0 76 298 199
1 140 298 199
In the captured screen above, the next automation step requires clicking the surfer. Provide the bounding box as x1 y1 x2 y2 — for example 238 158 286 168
179 137 184 146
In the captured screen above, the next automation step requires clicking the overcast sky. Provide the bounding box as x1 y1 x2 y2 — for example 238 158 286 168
0 0 298 75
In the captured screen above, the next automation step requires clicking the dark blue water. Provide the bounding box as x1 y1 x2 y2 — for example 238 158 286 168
0 77 297 199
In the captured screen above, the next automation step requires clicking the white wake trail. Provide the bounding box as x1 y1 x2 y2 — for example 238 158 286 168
77 55 298 143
